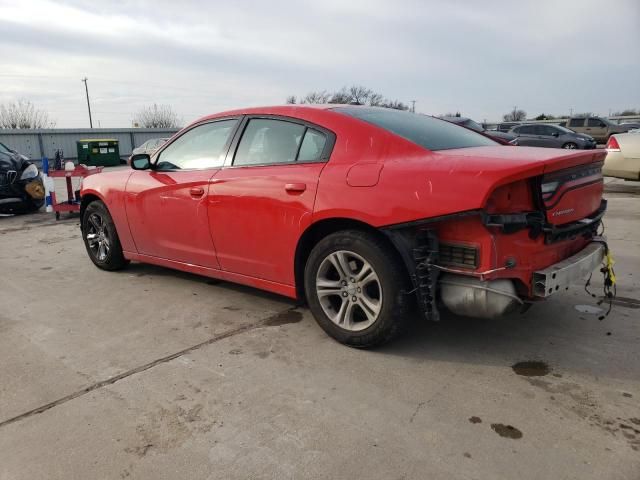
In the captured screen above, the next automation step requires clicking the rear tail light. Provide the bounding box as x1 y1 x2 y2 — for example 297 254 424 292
439 243 478 268
540 180 560 196
606 136 621 152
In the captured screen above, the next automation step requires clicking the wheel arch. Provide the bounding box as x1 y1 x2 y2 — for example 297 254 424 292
294 217 408 302
79 192 104 230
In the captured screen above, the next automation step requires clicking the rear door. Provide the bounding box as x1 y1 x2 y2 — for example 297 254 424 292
538 125 562 148
209 116 334 285
585 117 607 142
126 119 239 268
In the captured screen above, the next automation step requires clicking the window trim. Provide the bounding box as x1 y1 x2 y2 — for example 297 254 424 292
224 114 337 169
150 116 242 172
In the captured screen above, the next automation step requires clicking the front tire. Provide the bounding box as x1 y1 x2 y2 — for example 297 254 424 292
82 200 129 271
304 230 411 348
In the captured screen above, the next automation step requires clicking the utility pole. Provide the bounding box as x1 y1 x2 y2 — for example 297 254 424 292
81 77 93 128
411 100 416 113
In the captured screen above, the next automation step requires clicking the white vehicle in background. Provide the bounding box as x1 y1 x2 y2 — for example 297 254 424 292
603 132 640 180
128 138 169 163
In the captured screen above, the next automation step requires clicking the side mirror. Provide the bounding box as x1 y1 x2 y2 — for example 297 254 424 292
599 123 606 128
552 132 559 137
130 153 151 170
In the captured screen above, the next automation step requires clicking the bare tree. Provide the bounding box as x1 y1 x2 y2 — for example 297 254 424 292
285 95 297 104
0 99 55 129
379 100 409 111
368 92 384 106
288 85 408 110
132 104 181 128
503 108 527 122
326 88 350 104
301 90 332 104
612 109 638 116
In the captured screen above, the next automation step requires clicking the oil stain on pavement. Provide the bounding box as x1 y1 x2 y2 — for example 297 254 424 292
262 309 303 326
491 424 523 439
512 361 550 377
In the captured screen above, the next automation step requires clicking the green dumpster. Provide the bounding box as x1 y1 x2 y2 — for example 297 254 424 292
76 139 121 167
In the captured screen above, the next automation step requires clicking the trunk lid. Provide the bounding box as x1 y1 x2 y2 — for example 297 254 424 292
540 161 604 225
434 146 606 225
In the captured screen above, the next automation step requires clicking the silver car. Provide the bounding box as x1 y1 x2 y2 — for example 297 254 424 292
509 124 596 149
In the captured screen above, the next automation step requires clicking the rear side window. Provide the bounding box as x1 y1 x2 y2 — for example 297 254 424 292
569 118 585 127
333 107 497 151
298 129 327 161
233 119 329 166
234 119 304 166
518 125 536 135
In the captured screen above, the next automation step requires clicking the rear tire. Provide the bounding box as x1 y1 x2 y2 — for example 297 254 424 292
81 200 129 271
304 230 411 348
562 142 578 149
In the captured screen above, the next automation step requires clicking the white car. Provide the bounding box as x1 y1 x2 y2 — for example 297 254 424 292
603 132 640 180
129 138 169 159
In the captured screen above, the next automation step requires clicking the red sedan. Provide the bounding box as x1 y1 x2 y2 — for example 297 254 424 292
81 105 608 347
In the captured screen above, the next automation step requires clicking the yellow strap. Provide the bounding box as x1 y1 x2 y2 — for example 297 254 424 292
605 251 616 285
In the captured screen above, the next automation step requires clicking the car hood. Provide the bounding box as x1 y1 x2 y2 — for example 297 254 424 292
0 151 29 172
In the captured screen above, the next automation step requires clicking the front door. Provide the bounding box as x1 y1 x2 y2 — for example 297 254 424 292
514 125 539 146
209 117 333 285
125 119 239 268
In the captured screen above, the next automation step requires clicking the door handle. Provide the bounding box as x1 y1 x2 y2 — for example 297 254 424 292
285 183 306 193
189 187 205 197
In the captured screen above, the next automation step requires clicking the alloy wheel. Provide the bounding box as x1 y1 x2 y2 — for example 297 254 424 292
315 250 382 331
86 212 111 261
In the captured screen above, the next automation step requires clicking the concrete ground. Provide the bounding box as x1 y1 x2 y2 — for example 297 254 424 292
0 178 639 480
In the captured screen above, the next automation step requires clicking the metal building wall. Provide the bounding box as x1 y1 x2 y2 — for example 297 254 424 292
0 128 180 161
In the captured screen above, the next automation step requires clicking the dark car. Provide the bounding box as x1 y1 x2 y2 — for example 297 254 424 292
441 116 516 143
0 142 45 214
509 124 597 149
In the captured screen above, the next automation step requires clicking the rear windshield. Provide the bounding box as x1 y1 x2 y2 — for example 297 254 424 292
333 107 498 151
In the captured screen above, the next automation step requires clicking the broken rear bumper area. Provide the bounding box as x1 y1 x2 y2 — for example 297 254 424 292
532 241 606 298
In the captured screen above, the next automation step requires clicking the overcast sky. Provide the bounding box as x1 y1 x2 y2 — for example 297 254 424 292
0 0 638 128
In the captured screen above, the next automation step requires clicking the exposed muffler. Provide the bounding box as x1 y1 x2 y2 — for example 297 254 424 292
439 273 523 319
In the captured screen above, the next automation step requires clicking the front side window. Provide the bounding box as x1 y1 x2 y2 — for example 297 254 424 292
587 118 605 127
155 120 237 170
333 107 497 151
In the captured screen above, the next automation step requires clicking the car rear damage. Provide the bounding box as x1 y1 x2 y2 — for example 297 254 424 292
382 148 610 321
